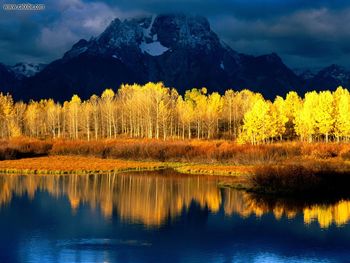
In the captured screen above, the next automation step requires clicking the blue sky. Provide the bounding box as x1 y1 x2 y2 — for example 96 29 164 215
1 0 350 69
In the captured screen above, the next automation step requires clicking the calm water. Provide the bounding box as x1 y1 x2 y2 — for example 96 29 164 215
0 171 350 263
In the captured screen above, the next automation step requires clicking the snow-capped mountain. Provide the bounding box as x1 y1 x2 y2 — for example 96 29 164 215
1 14 349 101
301 64 350 90
293 67 320 81
64 14 223 59
9 63 47 78
20 14 302 101
0 62 46 95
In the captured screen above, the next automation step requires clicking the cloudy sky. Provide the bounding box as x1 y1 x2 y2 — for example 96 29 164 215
1 0 350 69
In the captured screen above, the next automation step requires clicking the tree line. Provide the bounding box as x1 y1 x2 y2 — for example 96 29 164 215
0 82 349 144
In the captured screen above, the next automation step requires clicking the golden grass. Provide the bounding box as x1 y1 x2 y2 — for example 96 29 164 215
4 137 350 179
0 156 170 175
175 164 254 176
5 137 350 163
0 154 254 177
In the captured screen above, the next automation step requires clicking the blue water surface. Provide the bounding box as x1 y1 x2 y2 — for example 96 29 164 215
0 172 349 263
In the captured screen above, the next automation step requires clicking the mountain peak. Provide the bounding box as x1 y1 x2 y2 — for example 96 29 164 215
304 64 350 90
9 62 46 78
321 64 347 73
317 64 349 79
258 52 282 63
7 13 319 101
63 14 221 60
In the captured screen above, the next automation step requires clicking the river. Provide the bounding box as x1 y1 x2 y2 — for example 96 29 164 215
0 171 349 262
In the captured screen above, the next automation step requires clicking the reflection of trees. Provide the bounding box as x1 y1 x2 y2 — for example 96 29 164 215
1 173 350 228
303 201 350 228
0 173 221 226
222 188 350 228
223 190 299 220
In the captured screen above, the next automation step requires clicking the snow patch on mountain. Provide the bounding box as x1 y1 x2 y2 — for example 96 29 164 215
138 15 169 56
139 41 169 56
143 15 156 39
66 47 88 59
321 65 349 82
220 61 224 70
10 63 46 78
112 54 121 60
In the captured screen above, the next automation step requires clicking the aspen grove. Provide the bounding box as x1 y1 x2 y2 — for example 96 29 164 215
1 82 350 144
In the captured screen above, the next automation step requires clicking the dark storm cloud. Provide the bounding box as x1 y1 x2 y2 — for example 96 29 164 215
1 0 350 68
211 6 350 68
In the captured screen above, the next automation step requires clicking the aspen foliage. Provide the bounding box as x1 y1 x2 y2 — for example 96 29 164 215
1 83 350 143
333 87 350 141
239 98 271 144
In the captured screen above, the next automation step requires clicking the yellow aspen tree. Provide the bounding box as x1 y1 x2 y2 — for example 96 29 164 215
295 91 318 142
81 101 92 141
159 100 169 140
239 98 271 144
268 102 279 141
176 96 194 139
25 101 40 137
271 96 288 141
89 94 100 140
69 95 81 139
37 99 49 136
185 88 207 139
0 93 21 138
235 89 264 138
168 88 179 138
46 99 61 138
13 101 26 136
101 89 115 138
284 91 302 139
222 89 235 137
139 83 154 138
131 84 144 137
206 92 223 139
333 86 350 141
145 82 170 139
61 101 69 138
315 91 334 142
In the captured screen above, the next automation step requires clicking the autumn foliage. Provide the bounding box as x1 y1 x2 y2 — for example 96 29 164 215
2 82 350 143
3 137 350 165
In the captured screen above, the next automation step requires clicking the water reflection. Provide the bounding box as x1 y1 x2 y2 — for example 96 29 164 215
0 171 349 228
224 191 350 228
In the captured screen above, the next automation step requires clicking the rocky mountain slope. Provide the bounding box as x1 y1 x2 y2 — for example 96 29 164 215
1 14 349 101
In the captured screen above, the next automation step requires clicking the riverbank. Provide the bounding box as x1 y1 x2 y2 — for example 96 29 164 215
0 155 255 177
5 137 350 164
0 156 172 175
2 138 350 198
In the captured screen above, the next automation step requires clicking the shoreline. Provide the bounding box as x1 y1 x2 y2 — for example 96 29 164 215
0 155 253 177
2 155 350 201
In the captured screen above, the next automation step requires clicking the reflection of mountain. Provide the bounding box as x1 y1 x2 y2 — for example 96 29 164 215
0 173 349 228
